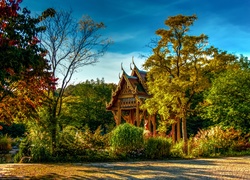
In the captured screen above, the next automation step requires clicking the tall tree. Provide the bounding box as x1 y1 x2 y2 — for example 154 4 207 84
0 0 55 123
143 14 237 153
39 10 112 153
201 68 250 134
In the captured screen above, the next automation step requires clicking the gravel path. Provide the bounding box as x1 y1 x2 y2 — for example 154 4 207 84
0 156 249 179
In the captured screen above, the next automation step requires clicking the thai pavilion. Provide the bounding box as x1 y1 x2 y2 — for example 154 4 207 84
106 61 157 136
106 60 181 141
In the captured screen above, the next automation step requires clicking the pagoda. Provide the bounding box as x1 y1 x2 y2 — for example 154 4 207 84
106 60 157 136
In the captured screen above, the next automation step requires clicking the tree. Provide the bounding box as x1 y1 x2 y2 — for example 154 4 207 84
60 78 116 132
143 14 237 154
201 68 250 134
39 10 112 153
0 0 55 123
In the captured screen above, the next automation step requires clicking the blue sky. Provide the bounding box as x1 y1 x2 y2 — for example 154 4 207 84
20 0 250 84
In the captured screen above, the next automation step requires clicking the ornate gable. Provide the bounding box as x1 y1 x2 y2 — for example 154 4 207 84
130 61 148 92
106 62 149 111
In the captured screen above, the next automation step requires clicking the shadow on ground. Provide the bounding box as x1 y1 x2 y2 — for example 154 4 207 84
1 156 250 179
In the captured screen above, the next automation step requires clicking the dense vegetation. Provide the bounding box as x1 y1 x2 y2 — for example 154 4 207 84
0 1 249 163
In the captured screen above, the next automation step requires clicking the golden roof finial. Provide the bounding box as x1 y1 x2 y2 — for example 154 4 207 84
121 62 124 71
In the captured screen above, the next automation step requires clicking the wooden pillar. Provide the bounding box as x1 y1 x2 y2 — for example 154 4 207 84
117 99 121 125
136 101 140 127
112 111 118 125
148 115 152 133
172 123 176 143
151 114 156 137
177 117 181 142
130 109 134 125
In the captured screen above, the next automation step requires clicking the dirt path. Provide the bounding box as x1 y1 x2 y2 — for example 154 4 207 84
0 156 249 179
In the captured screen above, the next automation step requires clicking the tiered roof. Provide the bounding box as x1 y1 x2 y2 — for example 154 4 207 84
106 61 149 110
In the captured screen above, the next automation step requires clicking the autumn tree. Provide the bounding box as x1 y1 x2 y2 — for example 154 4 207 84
0 0 55 123
143 15 237 154
39 10 112 153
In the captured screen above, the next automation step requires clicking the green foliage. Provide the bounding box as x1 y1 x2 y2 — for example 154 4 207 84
144 137 171 159
0 5 53 94
170 141 185 158
110 123 144 155
14 124 111 162
201 69 250 134
14 137 30 162
189 126 245 157
55 125 110 162
0 135 12 153
14 124 52 163
29 128 52 162
60 79 116 132
142 14 238 154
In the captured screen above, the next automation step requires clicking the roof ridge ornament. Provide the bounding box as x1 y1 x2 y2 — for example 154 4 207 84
121 62 124 71
132 57 138 70
130 56 135 70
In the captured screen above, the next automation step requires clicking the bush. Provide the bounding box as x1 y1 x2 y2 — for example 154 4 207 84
109 123 144 156
144 137 171 159
0 135 12 153
14 130 52 163
14 137 30 162
189 126 245 157
55 125 110 162
170 140 185 158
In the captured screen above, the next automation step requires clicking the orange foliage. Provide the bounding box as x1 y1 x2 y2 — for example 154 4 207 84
0 69 50 124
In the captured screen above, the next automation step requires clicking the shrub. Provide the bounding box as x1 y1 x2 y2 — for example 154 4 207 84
170 140 185 158
55 125 110 162
189 126 244 157
0 135 12 153
14 137 30 162
144 137 171 159
14 129 52 163
109 123 144 156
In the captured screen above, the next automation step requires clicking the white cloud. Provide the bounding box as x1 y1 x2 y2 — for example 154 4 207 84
69 51 146 85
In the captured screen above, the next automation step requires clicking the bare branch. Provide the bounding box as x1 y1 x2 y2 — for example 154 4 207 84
39 10 111 117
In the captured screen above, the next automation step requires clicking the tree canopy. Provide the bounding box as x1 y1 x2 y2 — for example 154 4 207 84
60 78 116 132
201 68 250 134
0 0 55 123
142 14 238 153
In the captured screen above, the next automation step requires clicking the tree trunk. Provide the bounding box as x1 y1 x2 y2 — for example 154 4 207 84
51 118 57 155
182 116 188 155
177 117 181 142
50 104 58 155
171 123 176 143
